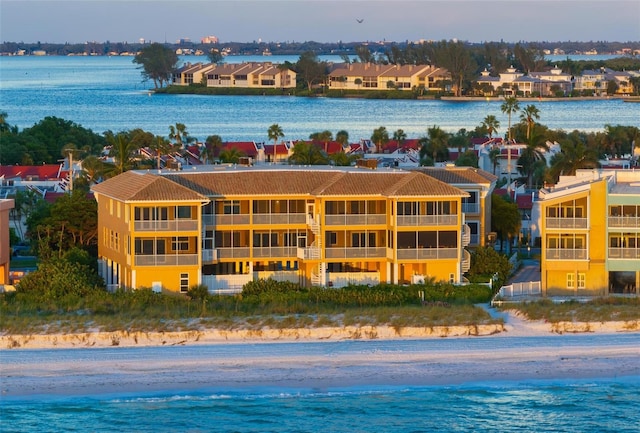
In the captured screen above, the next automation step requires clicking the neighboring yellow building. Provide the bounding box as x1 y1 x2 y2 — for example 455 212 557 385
413 167 497 247
538 170 640 296
0 199 15 285
328 63 450 92
93 166 476 293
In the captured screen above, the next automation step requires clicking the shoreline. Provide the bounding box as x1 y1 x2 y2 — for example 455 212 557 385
2 315 639 350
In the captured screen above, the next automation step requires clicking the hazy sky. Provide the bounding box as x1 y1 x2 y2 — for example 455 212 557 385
2 0 639 44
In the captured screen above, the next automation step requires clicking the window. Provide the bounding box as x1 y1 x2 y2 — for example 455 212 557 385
577 273 586 289
176 206 191 219
253 232 278 247
172 236 190 251
223 200 240 215
326 232 337 246
567 273 575 289
180 273 189 293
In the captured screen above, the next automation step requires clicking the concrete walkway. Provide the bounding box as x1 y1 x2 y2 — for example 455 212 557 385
507 258 541 284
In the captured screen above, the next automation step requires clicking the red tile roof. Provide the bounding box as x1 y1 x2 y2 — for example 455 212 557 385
0 164 66 180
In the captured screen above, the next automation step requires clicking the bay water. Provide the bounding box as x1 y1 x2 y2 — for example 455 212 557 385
1 55 637 144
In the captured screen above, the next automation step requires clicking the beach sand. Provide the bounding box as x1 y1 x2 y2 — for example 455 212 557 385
1 312 639 398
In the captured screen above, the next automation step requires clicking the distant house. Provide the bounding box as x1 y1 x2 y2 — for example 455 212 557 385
476 65 573 96
328 63 450 92
0 164 70 196
205 62 296 89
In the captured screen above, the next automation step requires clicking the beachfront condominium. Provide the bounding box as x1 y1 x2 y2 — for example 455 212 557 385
91 165 495 293
536 169 640 296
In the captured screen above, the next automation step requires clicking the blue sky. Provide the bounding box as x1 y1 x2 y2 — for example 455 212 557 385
2 0 639 44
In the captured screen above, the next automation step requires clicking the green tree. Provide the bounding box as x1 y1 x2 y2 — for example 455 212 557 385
207 48 224 65
336 130 350 148
168 122 194 148
370 126 389 153
295 51 327 92
133 43 178 89
9 189 41 240
466 245 512 289
455 150 479 168
218 147 246 164
491 193 521 255
488 147 501 175
328 150 358 167
148 135 175 169
288 141 328 165
419 125 449 165
481 115 500 139
204 134 223 163
519 104 540 141
517 132 548 189
80 155 107 185
393 129 407 147
267 123 284 162
547 131 600 182
430 40 477 96
310 130 333 153
107 131 140 174
501 97 520 143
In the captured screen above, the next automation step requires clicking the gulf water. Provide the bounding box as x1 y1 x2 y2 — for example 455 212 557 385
2 380 639 432
1 55 638 144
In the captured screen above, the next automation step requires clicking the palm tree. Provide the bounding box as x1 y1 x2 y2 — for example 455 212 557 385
267 123 284 162
548 132 600 182
481 115 500 139
501 96 520 143
310 130 333 154
168 123 194 148
329 150 357 167
520 104 540 141
148 135 175 169
393 129 407 149
204 134 223 164
419 125 449 165
336 130 350 148
218 147 246 164
288 141 328 165
107 132 139 174
80 155 105 185
517 132 548 189
488 147 501 175
370 126 389 153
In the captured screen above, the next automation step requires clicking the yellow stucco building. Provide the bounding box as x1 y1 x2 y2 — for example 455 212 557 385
92 166 493 293
538 170 640 296
0 199 15 285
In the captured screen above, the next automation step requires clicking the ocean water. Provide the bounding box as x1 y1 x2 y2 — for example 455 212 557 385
2 379 639 432
1 56 638 143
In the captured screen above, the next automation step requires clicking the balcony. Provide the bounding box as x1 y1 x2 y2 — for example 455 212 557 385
608 216 640 228
396 248 458 260
462 203 480 214
134 219 199 232
325 247 388 259
608 248 640 259
252 213 306 225
545 248 588 260
215 247 251 259
546 218 588 229
397 215 457 227
252 246 298 258
214 214 250 226
134 254 198 266
298 246 321 260
325 214 387 226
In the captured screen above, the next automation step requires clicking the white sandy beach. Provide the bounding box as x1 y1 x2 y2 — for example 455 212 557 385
1 312 639 398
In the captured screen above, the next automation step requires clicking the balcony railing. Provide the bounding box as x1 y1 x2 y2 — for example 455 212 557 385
325 214 387 226
215 247 251 259
608 247 640 259
134 254 198 266
252 213 306 225
298 246 321 260
608 216 640 228
462 203 480 214
134 220 199 232
396 248 458 260
215 214 250 226
327 271 380 288
396 215 458 226
546 217 588 229
325 247 388 259
545 248 588 260
252 246 298 258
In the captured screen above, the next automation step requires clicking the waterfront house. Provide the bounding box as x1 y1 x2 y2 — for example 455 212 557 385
328 63 450 92
536 170 640 296
92 165 477 293
205 62 296 89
